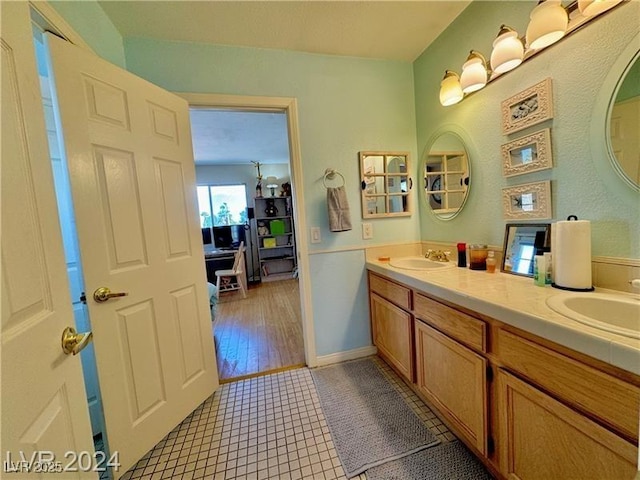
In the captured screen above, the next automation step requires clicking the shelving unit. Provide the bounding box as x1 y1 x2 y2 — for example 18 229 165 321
254 196 297 282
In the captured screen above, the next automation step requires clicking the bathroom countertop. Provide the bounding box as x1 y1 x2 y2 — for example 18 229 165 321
366 259 640 376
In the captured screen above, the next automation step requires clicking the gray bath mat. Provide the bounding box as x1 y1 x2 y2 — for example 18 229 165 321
311 359 440 478
366 440 493 480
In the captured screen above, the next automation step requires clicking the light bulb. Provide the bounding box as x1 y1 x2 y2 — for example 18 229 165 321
460 51 488 94
439 71 463 106
526 0 568 50
491 26 524 74
578 0 622 17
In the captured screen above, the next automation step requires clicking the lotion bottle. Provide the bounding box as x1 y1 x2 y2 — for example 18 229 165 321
534 254 546 286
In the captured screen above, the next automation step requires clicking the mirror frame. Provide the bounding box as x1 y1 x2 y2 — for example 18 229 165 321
421 127 472 221
501 223 551 278
592 32 640 196
359 151 411 219
606 46 640 192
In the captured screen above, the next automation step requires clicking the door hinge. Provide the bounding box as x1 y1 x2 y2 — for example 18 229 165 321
488 436 495 455
486 364 493 382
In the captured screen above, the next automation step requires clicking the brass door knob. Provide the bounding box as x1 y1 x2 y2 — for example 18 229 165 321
93 287 128 303
61 327 93 355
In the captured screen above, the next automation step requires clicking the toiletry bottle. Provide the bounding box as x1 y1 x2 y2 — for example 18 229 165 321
486 251 497 273
457 243 467 268
543 252 552 285
534 254 546 286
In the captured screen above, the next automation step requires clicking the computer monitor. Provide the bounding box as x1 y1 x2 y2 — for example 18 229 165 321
213 226 233 249
213 225 245 249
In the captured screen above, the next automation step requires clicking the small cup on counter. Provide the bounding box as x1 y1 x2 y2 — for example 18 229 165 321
469 244 488 270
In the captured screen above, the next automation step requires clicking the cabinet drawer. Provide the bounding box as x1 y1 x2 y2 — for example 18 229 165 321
369 273 411 310
496 328 640 441
414 293 486 352
497 369 637 479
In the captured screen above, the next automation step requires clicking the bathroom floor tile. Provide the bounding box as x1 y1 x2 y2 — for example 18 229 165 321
119 357 452 480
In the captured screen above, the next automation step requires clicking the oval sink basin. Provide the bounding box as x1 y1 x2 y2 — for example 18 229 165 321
546 292 640 339
388 257 454 271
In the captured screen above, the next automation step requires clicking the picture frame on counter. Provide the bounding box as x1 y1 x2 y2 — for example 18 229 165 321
502 180 552 220
501 78 553 135
501 128 553 177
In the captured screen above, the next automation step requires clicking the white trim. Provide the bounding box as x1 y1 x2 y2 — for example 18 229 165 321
177 92 317 367
315 346 377 367
29 1 94 53
592 256 640 267
309 240 423 256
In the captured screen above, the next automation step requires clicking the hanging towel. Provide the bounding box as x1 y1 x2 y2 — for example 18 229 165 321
327 186 352 232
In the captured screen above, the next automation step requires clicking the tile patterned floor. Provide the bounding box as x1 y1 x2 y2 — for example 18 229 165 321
119 357 455 480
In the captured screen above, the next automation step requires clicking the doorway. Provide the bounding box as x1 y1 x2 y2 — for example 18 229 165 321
189 106 308 381
32 21 110 471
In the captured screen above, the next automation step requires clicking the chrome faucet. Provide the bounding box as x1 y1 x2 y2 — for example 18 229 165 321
425 249 451 262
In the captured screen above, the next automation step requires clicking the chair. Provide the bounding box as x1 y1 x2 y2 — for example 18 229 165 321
215 242 247 299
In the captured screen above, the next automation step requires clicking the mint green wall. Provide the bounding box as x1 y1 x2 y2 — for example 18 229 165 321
124 39 419 356
49 0 126 68
414 2 640 258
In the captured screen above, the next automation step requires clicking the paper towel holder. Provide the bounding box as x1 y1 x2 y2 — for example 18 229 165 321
551 214 595 292
501 223 551 277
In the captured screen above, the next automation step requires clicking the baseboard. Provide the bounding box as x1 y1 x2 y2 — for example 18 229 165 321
316 345 377 367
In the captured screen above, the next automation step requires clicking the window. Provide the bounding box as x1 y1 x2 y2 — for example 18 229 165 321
197 185 247 227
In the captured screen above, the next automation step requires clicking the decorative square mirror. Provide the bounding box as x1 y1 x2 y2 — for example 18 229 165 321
501 223 551 277
359 151 411 218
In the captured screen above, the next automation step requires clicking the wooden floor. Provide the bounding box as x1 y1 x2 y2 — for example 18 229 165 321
213 279 305 381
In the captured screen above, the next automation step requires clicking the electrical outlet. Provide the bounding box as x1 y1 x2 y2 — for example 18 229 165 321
362 223 373 240
310 227 321 244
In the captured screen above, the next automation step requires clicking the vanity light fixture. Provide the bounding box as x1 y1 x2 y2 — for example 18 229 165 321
439 70 464 106
526 0 569 50
438 0 625 107
490 25 524 74
460 51 489 94
578 0 623 16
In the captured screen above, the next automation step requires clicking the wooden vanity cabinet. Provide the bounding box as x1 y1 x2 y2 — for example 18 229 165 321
368 273 414 382
367 269 640 480
497 369 637 480
415 319 487 455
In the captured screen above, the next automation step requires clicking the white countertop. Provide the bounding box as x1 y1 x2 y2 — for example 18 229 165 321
366 258 640 376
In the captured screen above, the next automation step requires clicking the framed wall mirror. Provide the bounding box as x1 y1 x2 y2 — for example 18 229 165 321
608 48 639 190
501 223 551 277
359 151 411 218
422 131 470 220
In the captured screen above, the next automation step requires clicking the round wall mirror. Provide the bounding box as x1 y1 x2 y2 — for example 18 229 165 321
422 131 470 220
607 49 640 190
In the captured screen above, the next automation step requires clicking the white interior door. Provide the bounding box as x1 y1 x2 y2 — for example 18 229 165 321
1 2 95 478
45 33 219 477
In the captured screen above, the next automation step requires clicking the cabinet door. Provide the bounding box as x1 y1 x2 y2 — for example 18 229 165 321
370 293 413 381
415 320 487 454
497 369 637 480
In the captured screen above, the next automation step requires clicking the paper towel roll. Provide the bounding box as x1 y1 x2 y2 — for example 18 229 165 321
553 218 593 290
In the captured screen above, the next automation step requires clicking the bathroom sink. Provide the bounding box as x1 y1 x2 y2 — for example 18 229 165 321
388 257 454 271
546 292 640 339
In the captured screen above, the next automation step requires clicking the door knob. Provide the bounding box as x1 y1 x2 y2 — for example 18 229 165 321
93 287 128 303
61 327 93 355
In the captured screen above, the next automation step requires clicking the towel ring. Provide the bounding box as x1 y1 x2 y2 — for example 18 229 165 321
323 168 345 188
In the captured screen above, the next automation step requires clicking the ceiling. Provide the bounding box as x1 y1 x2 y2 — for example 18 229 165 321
189 109 290 165
98 1 470 165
